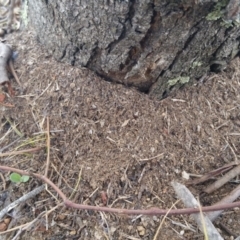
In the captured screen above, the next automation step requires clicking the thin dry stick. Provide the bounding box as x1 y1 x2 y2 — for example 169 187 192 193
1 222 30 235
0 172 6 190
45 187 60 203
205 164 240 194
188 161 238 185
206 183 240 221
225 138 238 162
44 117 50 177
69 166 83 200
51 162 75 191
167 218 196 232
1 165 240 216
0 203 63 235
198 197 208 240
139 153 164 162
45 206 49 231
83 187 99 205
153 200 180 240
0 185 45 220
120 232 141 240
0 136 22 152
99 211 111 240
0 126 12 142
0 147 41 157
218 222 238 238
34 81 53 101
5 117 23 137
14 136 45 150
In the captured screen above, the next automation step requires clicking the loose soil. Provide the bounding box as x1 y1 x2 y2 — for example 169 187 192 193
0 30 240 240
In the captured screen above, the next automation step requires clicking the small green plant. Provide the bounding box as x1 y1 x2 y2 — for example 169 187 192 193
10 173 30 183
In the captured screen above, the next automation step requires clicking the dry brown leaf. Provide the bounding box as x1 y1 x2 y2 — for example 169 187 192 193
0 93 6 102
0 217 11 232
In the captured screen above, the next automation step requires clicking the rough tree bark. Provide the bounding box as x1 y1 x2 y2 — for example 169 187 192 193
27 0 240 99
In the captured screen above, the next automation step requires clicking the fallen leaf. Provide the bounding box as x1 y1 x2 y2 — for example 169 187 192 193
100 191 108 205
0 93 5 102
7 82 15 96
0 218 11 232
0 222 7 231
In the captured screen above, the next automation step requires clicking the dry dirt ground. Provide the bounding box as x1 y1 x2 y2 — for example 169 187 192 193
0 30 240 240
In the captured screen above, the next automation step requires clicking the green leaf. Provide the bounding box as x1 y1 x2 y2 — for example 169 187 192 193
10 173 30 183
21 175 30 183
10 173 22 183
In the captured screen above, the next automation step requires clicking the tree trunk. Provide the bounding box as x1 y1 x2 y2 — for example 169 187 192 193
27 0 240 99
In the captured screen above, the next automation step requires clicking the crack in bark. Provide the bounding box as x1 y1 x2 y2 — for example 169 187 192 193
106 23 126 54
28 0 240 99
59 45 67 60
127 0 136 28
183 29 199 50
122 4 160 83
139 7 160 49
105 0 136 56
85 46 102 70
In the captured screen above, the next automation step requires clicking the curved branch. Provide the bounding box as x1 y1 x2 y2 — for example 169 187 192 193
1 165 240 216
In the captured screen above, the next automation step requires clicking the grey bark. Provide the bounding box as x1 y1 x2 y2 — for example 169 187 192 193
28 0 240 99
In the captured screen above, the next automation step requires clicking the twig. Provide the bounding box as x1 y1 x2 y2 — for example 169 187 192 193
51 162 76 191
0 126 12 142
109 195 131 208
45 206 49 231
218 222 238 238
0 203 62 235
44 117 50 177
139 153 164 162
1 165 240 216
187 162 238 185
0 147 41 157
153 200 180 240
0 172 6 190
34 81 53 101
120 232 141 240
5 117 23 137
0 101 14 107
206 184 240 221
0 185 45 220
204 164 240 194
198 197 208 240
138 166 146 183
0 136 22 153
9 58 22 87
99 211 111 240
122 163 132 194
225 139 238 163
169 219 196 232
69 166 83 200
32 129 64 135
